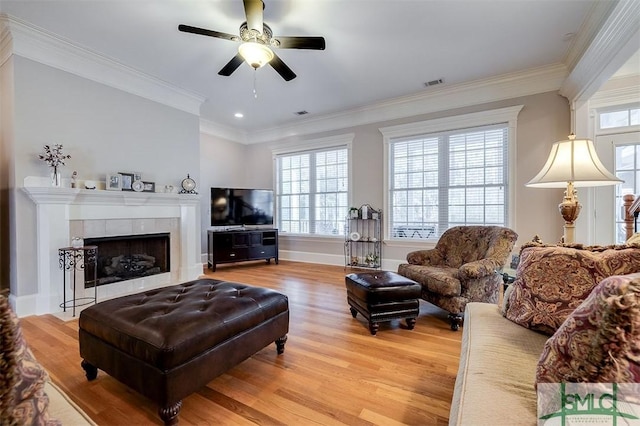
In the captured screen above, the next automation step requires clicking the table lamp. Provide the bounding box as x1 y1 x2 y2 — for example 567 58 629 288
526 133 622 243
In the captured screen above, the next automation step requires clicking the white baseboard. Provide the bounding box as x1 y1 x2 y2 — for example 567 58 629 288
200 251 405 272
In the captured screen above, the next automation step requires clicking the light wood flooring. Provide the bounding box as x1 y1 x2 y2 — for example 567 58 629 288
20 261 462 425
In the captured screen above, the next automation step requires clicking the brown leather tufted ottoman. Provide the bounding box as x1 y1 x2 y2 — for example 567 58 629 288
345 271 421 335
78 278 289 425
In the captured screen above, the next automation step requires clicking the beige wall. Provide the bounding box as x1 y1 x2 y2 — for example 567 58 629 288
239 91 570 267
199 133 248 250
9 56 201 297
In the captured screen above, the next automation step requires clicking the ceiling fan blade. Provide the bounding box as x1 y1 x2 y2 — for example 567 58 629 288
243 0 264 33
269 52 296 81
218 54 245 76
178 24 238 42
273 36 326 50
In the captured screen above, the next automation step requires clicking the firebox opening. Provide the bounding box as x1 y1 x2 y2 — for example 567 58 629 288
84 233 170 288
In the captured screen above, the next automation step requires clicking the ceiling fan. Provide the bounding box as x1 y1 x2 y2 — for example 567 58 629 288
178 0 325 81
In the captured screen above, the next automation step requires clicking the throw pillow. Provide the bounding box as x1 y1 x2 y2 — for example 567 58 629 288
536 273 640 384
504 243 640 335
0 295 60 425
0 295 17 423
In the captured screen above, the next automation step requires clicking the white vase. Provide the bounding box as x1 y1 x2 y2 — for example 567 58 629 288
51 168 61 187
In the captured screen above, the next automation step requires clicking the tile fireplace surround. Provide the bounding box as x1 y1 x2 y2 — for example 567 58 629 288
21 184 202 317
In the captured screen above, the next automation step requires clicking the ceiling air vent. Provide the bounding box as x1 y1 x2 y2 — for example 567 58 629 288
424 78 444 87
294 110 309 116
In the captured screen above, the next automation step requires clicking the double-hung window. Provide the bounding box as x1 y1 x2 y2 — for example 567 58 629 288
381 106 521 240
274 138 350 236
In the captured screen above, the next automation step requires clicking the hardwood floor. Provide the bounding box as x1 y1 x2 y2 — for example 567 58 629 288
20 261 462 425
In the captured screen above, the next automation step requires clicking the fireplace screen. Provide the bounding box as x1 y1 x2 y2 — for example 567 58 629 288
84 233 170 287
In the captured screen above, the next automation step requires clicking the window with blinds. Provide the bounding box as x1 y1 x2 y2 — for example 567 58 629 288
276 147 348 235
389 124 508 240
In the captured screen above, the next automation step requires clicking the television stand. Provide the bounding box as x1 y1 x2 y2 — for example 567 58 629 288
207 229 278 271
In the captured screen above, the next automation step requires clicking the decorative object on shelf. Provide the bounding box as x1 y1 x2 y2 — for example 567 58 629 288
131 179 144 192
38 144 71 188
119 172 134 191
349 231 361 241
349 207 359 219
365 253 378 267
143 182 155 193
361 204 368 219
71 237 84 248
106 173 122 191
180 174 197 194
84 180 96 190
526 133 622 243
71 171 78 188
164 185 174 193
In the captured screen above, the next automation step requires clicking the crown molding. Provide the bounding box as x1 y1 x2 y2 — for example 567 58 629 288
560 0 640 103
0 14 205 115
588 75 640 110
0 16 12 67
245 63 567 145
563 0 617 72
199 118 249 144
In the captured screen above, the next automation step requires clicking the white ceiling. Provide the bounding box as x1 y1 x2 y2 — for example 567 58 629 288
0 0 624 133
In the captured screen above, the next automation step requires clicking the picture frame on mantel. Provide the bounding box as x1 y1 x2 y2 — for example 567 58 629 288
119 172 134 191
142 182 155 193
106 173 122 191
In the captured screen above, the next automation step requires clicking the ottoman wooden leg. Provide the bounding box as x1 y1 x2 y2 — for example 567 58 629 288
81 360 98 381
159 401 182 426
368 322 379 335
350 307 357 318
406 317 416 330
275 335 288 354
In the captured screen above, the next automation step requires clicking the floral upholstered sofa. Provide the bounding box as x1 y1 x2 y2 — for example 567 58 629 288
449 242 640 425
0 296 95 425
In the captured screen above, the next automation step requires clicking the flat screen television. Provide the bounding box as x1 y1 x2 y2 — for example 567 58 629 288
211 188 274 227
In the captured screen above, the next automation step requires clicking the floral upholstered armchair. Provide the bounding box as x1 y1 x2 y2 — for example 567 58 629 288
397 225 518 330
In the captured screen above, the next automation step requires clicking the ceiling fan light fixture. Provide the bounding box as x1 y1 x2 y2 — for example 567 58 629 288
238 42 274 69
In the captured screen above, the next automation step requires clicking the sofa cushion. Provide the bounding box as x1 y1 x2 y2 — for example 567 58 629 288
397 264 461 296
504 243 640 335
536 273 640 384
450 302 549 425
0 295 60 425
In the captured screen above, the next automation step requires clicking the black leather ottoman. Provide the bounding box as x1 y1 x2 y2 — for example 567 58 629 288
345 271 421 335
79 278 289 425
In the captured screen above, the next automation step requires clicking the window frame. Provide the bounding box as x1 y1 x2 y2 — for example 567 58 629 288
272 133 354 239
380 105 523 244
597 103 640 132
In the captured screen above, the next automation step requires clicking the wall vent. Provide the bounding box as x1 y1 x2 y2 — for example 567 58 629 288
424 78 444 87
294 110 309 115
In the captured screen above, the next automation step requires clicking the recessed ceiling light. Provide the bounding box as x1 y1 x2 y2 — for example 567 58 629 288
234 113 244 118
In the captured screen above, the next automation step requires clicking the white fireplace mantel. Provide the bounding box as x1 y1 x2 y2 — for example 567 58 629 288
20 184 203 316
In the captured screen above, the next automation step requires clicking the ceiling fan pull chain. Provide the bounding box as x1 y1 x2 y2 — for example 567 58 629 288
253 70 258 99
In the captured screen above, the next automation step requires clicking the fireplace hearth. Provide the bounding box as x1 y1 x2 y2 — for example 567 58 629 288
85 233 170 287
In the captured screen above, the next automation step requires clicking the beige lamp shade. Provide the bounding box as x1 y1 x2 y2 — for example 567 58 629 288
527 135 622 188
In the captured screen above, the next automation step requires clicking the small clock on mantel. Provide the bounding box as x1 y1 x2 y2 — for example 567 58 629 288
179 174 198 194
